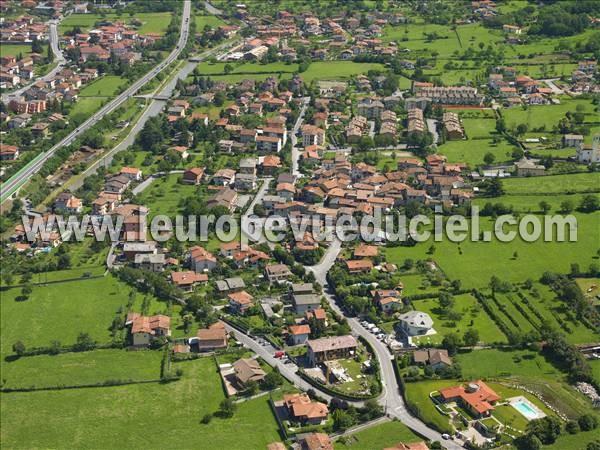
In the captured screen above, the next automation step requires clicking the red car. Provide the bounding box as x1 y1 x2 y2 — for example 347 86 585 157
274 351 285 358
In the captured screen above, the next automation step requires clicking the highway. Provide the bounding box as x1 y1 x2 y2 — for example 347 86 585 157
1 19 67 104
0 1 192 204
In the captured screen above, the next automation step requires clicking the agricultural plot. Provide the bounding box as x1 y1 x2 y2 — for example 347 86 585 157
1 349 162 390
473 193 600 214
455 349 561 380
0 275 133 358
461 118 497 139
0 358 281 449
385 212 600 288
0 44 38 58
79 75 127 97
501 172 600 196
411 294 508 345
436 138 518 165
301 61 386 82
502 98 597 132
59 12 172 35
194 62 297 76
195 14 226 30
68 97 106 122
135 173 202 220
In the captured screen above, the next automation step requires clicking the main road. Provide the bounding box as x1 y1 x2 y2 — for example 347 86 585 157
1 18 67 104
0 1 192 204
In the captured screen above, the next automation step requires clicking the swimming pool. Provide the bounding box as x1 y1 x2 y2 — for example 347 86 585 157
510 397 545 420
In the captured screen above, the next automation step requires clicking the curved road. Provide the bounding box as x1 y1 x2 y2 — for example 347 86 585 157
0 1 192 204
1 19 66 104
305 241 462 448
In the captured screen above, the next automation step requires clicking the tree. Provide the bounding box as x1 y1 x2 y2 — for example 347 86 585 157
244 379 259 395
223 63 233 74
516 123 529 136
57 253 71 270
483 152 495 165
438 291 454 309
21 283 33 300
74 332 96 351
362 399 383 419
560 199 574 213
332 408 355 431
12 341 26 356
539 201 551 215
527 416 562 444
486 178 504 197
441 333 461 355
579 195 599 213
578 414 599 431
565 420 580 434
218 398 237 418
263 368 284 389
495 118 506 133
463 329 480 346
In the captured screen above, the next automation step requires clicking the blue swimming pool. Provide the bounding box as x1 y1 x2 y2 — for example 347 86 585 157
512 398 541 420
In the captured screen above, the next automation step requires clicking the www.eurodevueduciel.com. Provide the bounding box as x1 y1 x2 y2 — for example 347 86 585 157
21 206 578 246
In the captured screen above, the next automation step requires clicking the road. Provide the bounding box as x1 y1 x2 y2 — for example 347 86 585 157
541 78 564 95
0 1 192 204
290 96 310 177
305 241 463 448
204 1 223 15
1 19 67 104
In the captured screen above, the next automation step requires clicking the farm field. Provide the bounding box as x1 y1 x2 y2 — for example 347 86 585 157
68 97 106 122
59 12 172 35
135 173 200 220
0 358 281 449
301 61 386 82
501 172 600 196
334 420 421 449
502 99 597 131
0 43 37 58
411 294 508 345
461 118 497 139
1 349 162 390
0 275 134 358
79 75 127 97
473 193 600 214
455 349 560 380
195 14 226 30
436 138 519 165
194 61 297 76
386 212 600 288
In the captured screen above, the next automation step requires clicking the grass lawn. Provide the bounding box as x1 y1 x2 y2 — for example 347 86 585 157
1 349 162 389
301 61 386 83
79 75 126 97
502 99 597 132
0 274 133 358
195 14 226 30
472 193 600 214
135 173 199 220
436 138 518 166
334 420 422 449
411 294 507 345
545 429 600 450
397 273 443 297
385 212 600 288
59 12 172 35
455 349 561 380
590 360 600 386
68 97 106 122
0 44 35 58
403 379 457 434
0 358 281 449
501 172 600 196
194 61 297 76
462 118 497 139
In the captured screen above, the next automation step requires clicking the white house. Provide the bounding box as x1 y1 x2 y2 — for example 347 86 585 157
398 311 433 336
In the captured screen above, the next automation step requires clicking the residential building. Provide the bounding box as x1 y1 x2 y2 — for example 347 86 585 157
439 380 500 417
307 335 358 366
283 393 329 425
233 358 267 384
288 324 311 345
265 263 292 283
293 293 321 314
171 271 208 292
182 167 205 185
514 158 546 176
189 246 217 272
228 290 254 315
412 348 453 369
126 312 171 346
195 322 228 351
398 311 433 336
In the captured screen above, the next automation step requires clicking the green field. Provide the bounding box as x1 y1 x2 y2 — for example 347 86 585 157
0 44 36 58
386 212 600 288
136 173 200 220
501 172 600 196
68 97 106 122
79 76 127 97
455 349 560 380
195 14 226 30
437 138 519 165
402 379 457 434
301 61 386 83
411 294 508 345
59 12 172 35
1 349 162 389
334 420 422 449
502 99 597 132
462 118 497 139
0 358 281 449
1 275 133 357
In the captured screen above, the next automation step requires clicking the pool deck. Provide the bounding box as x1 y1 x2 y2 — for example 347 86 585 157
507 396 546 420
